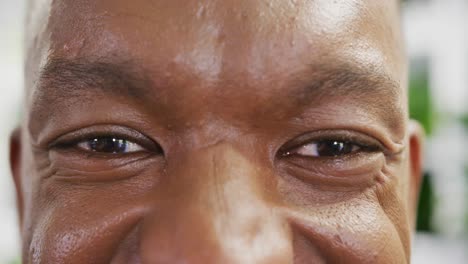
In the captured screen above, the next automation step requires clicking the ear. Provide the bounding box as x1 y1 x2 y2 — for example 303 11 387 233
407 120 424 228
10 127 24 228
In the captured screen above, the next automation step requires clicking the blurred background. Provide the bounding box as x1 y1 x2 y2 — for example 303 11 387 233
0 0 467 263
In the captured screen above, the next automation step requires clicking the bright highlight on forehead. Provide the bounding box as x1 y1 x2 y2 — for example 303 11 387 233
24 0 408 141
25 0 405 83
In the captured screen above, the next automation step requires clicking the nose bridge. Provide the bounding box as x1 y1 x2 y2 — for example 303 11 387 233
169 142 264 215
139 143 292 263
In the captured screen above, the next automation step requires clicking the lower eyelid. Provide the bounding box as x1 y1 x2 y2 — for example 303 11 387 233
284 151 385 176
277 153 385 193
281 164 379 193
47 153 161 182
48 147 159 170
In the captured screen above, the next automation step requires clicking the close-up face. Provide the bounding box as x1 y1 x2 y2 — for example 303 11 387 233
10 0 424 263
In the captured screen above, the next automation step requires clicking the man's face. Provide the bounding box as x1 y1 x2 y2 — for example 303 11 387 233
11 0 423 263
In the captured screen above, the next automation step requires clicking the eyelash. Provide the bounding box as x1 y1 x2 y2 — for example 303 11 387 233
48 125 384 162
49 129 162 156
279 130 384 159
284 140 373 158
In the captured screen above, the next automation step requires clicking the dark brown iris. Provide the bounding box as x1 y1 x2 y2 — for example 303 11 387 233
316 140 355 157
88 137 128 153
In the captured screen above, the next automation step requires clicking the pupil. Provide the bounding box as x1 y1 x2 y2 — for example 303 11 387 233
317 141 352 157
89 137 127 153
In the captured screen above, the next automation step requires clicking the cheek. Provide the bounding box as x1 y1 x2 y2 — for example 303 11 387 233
375 161 413 259
287 195 408 263
25 181 151 264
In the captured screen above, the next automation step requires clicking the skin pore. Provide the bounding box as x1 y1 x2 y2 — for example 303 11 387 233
11 0 424 263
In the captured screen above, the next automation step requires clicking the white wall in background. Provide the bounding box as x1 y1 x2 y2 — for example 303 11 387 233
0 1 25 263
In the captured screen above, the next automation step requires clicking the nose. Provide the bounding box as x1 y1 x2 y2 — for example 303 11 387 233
139 143 293 263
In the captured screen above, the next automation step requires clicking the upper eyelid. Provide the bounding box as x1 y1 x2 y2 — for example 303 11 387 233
39 123 152 146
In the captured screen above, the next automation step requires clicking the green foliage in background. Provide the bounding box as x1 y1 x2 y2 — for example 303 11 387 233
462 113 468 128
409 60 468 233
463 114 468 232
408 59 436 232
416 173 435 232
408 68 433 135
464 160 468 234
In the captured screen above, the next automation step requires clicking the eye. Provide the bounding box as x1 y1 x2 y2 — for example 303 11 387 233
48 125 162 156
280 130 384 160
45 126 164 181
77 137 145 154
292 140 361 157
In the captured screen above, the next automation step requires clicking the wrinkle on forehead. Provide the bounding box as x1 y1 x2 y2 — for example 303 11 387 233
24 0 408 143
24 0 406 124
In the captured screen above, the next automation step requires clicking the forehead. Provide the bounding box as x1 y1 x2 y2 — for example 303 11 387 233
27 0 404 86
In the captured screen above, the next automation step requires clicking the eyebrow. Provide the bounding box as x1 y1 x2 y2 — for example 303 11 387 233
35 57 403 129
38 57 399 94
290 63 400 106
285 63 404 127
37 57 153 101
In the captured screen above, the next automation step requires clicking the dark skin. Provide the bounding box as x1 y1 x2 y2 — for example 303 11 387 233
11 0 424 263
